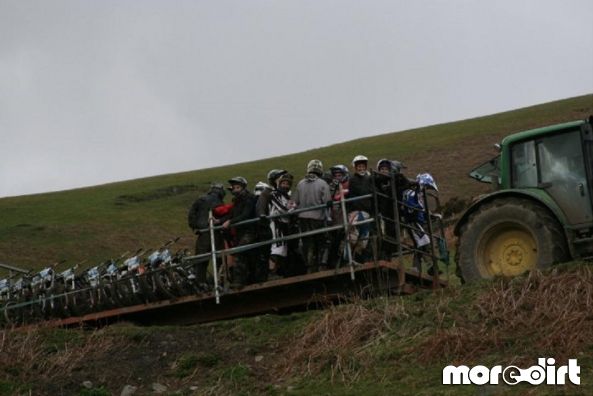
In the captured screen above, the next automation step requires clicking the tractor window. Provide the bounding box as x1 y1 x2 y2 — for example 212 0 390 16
469 155 500 184
537 129 592 225
538 130 585 185
511 140 538 187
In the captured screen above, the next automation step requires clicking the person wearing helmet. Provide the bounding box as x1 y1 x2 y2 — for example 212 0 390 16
330 164 349 186
255 169 287 226
374 159 413 260
347 155 373 261
187 182 226 286
292 159 332 273
220 176 259 288
252 171 287 283
268 172 300 277
326 164 350 267
251 180 276 281
252 170 288 279
402 173 440 276
255 169 286 218
267 169 288 189
349 155 372 211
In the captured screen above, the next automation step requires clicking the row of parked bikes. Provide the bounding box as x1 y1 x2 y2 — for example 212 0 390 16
0 238 208 325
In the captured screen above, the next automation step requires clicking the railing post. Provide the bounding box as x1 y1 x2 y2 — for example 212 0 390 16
339 184 355 281
422 187 439 288
371 171 381 264
428 190 449 281
209 210 221 304
390 173 405 290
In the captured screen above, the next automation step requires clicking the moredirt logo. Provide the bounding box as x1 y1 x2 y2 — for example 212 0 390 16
443 358 580 386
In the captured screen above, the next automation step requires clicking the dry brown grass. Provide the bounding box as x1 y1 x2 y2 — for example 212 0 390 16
415 266 593 364
0 325 125 385
280 299 408 383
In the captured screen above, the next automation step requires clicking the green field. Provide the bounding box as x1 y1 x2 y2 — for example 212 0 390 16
1 94 591 270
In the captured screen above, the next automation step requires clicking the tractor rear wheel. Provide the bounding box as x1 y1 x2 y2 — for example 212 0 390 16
456 198 569 282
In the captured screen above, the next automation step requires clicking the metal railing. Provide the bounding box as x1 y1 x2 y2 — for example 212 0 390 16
186 171 449 304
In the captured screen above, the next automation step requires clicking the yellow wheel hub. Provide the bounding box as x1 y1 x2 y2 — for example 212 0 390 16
477 223 538 277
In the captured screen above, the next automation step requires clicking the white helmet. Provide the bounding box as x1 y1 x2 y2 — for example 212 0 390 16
254 181 272 196
352 155 368 166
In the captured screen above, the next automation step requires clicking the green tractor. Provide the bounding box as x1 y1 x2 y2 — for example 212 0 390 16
455 116 593 282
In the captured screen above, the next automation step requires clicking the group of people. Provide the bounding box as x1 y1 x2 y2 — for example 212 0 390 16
187 155 439 289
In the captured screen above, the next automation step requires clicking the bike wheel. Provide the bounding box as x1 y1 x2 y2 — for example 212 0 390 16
3 301 21 326
169 269 193 297
153 270 177 299
46 287 67 318
115 278 142 306
138 275 158 303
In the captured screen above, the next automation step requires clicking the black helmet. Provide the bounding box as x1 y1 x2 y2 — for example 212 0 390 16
228 176 247 188
209 182 226 198
376 158 391 170
391 160 406 174
376 159 406 174
267 169 287 188
330 164 349 180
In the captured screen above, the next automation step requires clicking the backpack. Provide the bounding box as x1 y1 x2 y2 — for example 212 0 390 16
187 196 207 230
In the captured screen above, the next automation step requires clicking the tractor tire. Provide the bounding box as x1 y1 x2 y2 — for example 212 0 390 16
456 197 569 283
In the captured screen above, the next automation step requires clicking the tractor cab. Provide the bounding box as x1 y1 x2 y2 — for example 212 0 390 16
502 119 593 226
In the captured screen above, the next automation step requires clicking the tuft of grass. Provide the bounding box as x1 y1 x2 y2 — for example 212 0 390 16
414 264 593 365
175 354 200 378
222 363 251 382
0 380 22 396
79 386 110 396
196 353 220 368
274 263 593 394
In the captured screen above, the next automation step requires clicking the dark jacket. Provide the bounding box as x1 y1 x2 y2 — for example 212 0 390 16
188 191 224 232
348 172 373 213
374 173 414 219
221 190 257 237
255 189 272 217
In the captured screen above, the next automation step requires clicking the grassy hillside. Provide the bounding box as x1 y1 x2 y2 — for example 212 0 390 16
1 264 592 395
0 94 592 270
0 96 592 395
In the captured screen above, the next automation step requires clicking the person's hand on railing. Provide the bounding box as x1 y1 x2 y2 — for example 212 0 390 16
222 220 231 229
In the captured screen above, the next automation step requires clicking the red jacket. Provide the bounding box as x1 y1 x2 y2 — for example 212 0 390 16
213 203 233 218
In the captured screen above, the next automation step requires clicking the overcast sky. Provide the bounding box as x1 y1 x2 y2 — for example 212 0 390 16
1 0 592 198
